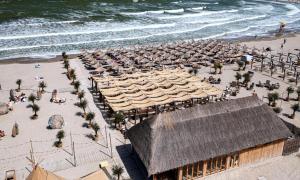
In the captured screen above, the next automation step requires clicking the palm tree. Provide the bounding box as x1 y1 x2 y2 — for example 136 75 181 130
218 63 223 74
267 92 279 107
31 104 40 118
213 62 218 74
56 130 65 147
71 73 77 84
16 79 22 92
85 112 95 128
242 73 251 86
114 112 124 128
235 72 242 86
91 122 100 139
28 93 37 105
79 99 88 116
290 103 299 119
112 165 124 180
64 60 70 69
77 90 85 102
296 86 300 101
68 69 75 81
62 52 68 60
237 61 244 71
38 81 47 93
286 86 294 101
73 81 81 93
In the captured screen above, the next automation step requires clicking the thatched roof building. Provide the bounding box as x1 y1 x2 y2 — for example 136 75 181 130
127 96 292 179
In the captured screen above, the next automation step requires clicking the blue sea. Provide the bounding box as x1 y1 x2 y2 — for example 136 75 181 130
0 0 300 60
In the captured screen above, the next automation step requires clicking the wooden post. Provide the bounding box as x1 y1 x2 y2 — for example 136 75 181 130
30 139 35 166
73 142 77 167
70 131 73 156
203 161 207 177
177 167 183 180
225 155 231 169
105 125 108 148
109 133 113 158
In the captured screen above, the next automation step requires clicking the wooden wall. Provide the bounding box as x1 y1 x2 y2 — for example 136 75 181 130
239 139 284 165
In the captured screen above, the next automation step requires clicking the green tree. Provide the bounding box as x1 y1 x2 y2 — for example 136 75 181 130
91 122 100 138
73 81 81 93
112 165 124 180
85 112 95 128
28 93 37 105
286 86 294 101
62 52 68 60
69 69 75 82
16 79 22 91
235 72 242 86
31 104 40 118
291 103 299 119
242 73 251 86
38 81 47 93
64 60 70 69
77 90 85 102
267 92 279 107
237 61 244 71
296 86 300 101
79 99 88 115
113 112 124 128
56 130 65 147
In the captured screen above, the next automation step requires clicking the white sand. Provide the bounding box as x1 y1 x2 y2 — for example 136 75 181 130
0 34 299 179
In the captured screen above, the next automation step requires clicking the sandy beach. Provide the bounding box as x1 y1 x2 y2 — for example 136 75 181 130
0 33 300 180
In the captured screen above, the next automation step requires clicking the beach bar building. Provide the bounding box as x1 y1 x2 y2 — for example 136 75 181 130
127 96 292 180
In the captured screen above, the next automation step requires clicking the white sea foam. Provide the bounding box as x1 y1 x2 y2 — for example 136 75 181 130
286 4 300 16
0 20 78 27
186 6 206 12
0 15 269 52
184 17 233 24
159 9 239 20
164 8 184 13
122 8 185 15
0 23 176 40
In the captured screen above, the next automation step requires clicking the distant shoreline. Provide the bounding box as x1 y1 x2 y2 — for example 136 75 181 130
0 32 298 65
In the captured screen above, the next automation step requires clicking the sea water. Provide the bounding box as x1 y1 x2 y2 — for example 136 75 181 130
0 0 300 60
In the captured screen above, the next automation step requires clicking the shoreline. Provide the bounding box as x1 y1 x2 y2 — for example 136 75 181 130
0 32 299 65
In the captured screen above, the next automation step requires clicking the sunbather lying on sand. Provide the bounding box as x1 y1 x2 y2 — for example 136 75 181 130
51 97 66 104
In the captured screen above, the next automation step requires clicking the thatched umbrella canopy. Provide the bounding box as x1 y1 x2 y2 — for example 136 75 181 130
48 115 64 129
0 102 8 115
26 165 64 180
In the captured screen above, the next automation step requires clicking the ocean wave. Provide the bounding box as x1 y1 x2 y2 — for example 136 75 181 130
0 20 78 27
184 17 233 24
286 4 300 16
201 27 252 40
164 9 184 14
158 9 239 20
186 6 206 12
0 23 176 40
122 8 185 15
0 15 269 51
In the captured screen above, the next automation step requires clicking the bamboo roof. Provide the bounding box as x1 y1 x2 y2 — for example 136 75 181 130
93 69 222 111
26 166 64 180
127 96 292 176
